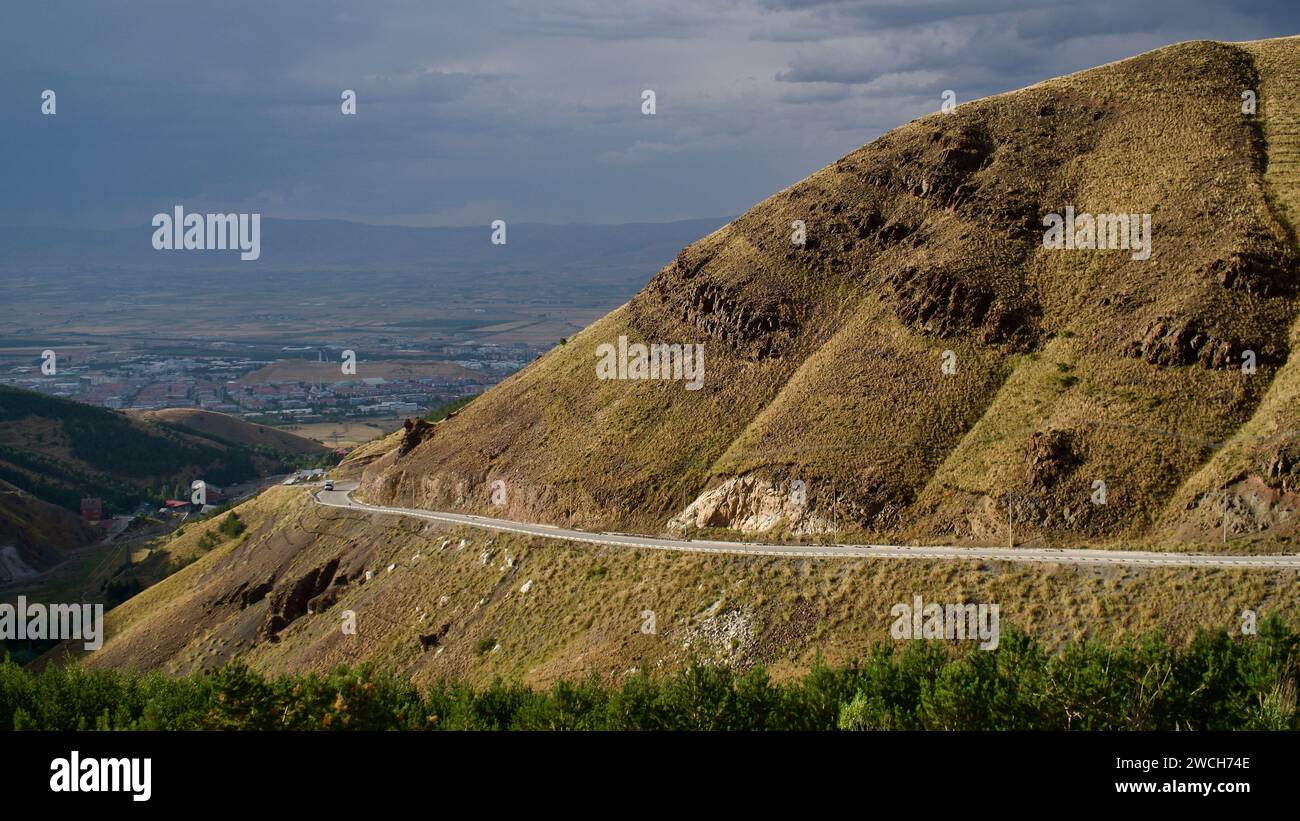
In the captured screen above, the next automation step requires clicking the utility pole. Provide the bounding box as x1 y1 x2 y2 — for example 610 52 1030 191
680 485 687 534
1007 492 1027 549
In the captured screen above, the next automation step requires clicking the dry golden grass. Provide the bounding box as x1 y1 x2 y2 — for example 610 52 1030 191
139 408 329 455
56 37 1300 686
73 486 1300 687
360 38 1300 553
283 420 390 449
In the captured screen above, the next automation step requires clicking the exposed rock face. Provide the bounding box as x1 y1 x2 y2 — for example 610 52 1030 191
307 580 346 615
885 261 1041 349
1262 441 1300 493
214 575 274 609
259 558 341 642
644 248 802 361
1179 476 1300 541
398 418 436 456
1129 317 1242 369
1025 429 1079 489
1209 248 1297 297
903 122 997 206
418 622 451 652
669 475 833 535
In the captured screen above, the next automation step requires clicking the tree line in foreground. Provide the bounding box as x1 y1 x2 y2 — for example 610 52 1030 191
2 621 1296 730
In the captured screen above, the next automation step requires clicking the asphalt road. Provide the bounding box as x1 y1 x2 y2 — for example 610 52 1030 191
314 482 1300 570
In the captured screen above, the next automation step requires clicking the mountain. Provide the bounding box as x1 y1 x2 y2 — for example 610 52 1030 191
355 36 1300 551
60 38 1300 687
0 480 99 582
133 409 331 457
0 386 325 514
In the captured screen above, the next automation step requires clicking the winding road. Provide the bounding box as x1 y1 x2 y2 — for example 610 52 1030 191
314 482 1300 570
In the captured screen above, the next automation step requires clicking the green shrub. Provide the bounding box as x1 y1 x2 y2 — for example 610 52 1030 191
2 620 1297 731
217 512 246 538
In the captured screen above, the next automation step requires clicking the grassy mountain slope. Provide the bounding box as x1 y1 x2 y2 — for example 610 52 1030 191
53 38 1300 685
359 37 1300 551
1154 38 1300 542
0 480 99 579
64 484 1300 686
135 408 330 457
0 386 322 513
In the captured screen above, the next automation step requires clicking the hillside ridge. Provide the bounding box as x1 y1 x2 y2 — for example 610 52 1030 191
354 36 1300 552
63 38 1300 684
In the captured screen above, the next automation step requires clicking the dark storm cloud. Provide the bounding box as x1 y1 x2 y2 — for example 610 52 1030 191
1 1 1296 228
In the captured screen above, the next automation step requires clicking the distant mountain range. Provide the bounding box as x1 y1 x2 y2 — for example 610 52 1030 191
0 216 733 274
0 217 733 273
0 217 733 309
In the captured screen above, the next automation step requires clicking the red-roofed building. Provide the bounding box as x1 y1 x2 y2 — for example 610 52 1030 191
80 497 102 523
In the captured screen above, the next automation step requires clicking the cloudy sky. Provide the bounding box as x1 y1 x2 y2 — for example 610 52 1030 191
3 1 1297 228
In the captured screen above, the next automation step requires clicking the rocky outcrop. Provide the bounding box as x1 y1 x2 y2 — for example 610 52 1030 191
680 603 755 668
398 418 436 456
643 248 802 361
1209 248 1297 297
885 261 1041 349
1025 428 1080 489
1178 476 1300 541
214 575 275 609
1262 440 1300 493
258 558 341 642
900 121 996 207
418 622 451 652
1129 316 1235 369
668 475 834 535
